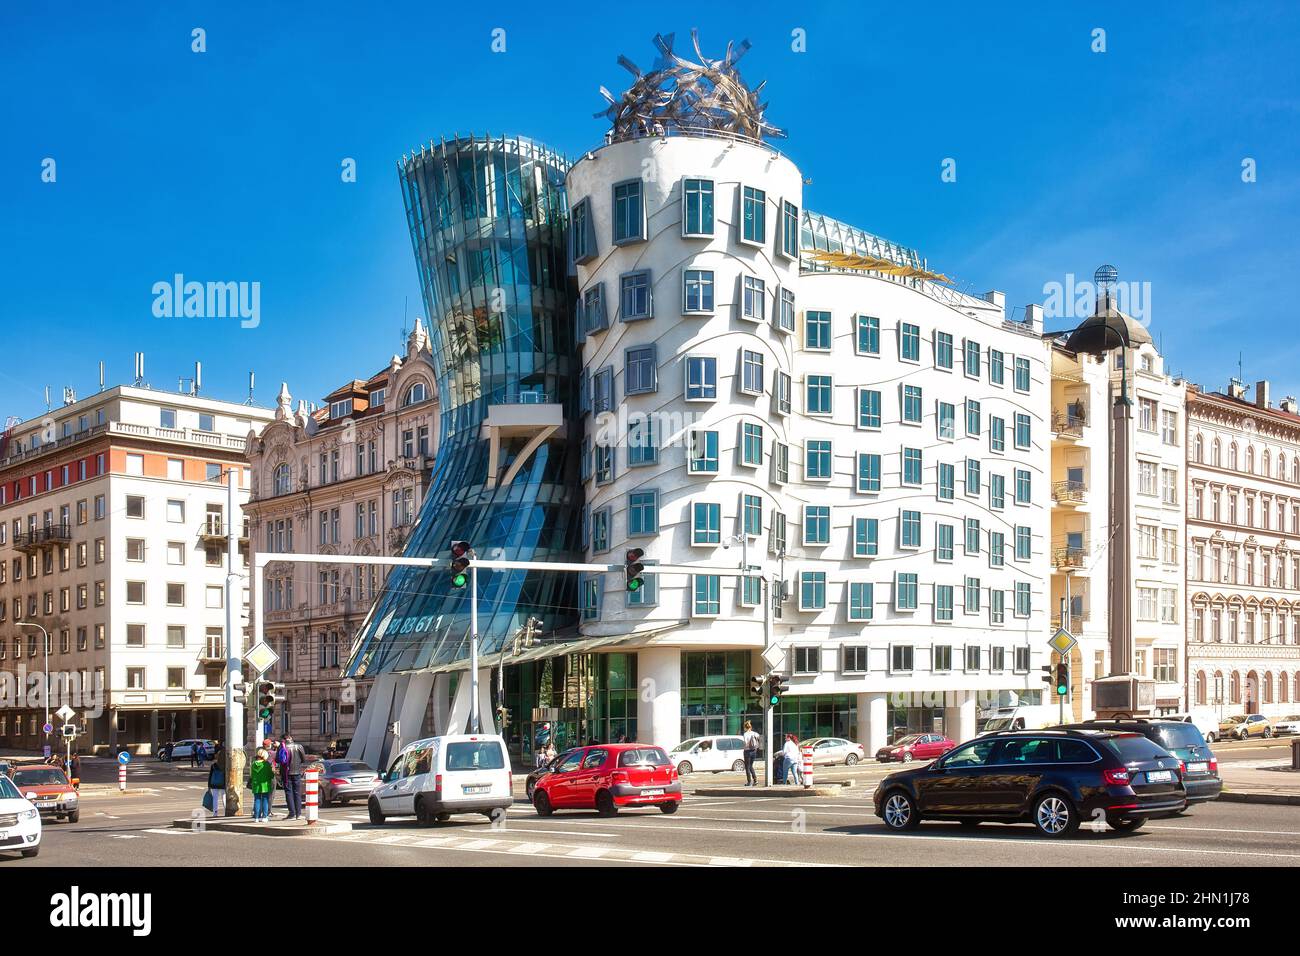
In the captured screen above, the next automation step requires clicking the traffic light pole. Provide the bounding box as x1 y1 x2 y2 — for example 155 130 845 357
469 565 479 734
224 468 244 753
763 570 774 788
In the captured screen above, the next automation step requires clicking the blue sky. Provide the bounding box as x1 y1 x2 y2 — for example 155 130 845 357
3 1 1298 421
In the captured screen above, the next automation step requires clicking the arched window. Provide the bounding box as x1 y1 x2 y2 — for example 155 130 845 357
402 382 428 407
1229 442 1238 470
1193 433 1204 463
1212 439 1221 467
1246 446 1255 473
1195 672 1207 706
1281 672 1290 703
272 462 291 496
1264 672 1274 704
1279 454 1288 480
1230 672 1241 704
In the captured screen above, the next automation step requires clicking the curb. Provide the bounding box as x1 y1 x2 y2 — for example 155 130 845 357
693 785 848 797
1218 791 1300 807
169 817 353 836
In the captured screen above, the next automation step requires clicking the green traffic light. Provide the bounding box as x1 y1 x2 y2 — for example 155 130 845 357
627 578 641 592
1056 684 1068 696
769 694 779 706
259 708 271 719
452 572 468 588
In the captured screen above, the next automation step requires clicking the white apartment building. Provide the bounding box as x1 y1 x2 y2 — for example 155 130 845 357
0 384 272 754
567 132 1053 753
244 323 438 752
1186 379 1300 718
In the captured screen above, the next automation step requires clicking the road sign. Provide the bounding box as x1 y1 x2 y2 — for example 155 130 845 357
42 722 53 735
1048 627 1077 656
55 704 76 722
43 745 51 759
761 644 785 670
117 751 132 765
244 640 279 676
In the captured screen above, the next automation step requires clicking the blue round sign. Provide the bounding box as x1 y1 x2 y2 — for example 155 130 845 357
117 751 132 765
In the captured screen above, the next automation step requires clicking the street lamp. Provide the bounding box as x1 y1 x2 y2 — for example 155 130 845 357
18 621 50 749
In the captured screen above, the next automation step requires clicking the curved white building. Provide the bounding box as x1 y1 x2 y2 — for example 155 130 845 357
568 131 1052 752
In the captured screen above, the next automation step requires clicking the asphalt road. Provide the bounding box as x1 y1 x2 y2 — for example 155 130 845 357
6 754 1299 868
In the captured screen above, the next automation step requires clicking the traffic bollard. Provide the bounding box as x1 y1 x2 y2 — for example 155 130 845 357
304 767 319 825
801 745 814 788
118 765 126 792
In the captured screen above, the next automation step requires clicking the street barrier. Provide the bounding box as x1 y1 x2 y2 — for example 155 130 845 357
801 745 814 788
118 765 126 792
304 767 319 824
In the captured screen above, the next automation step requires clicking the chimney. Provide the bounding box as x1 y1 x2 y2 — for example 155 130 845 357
983 290 1006 321
1281 396 1298 415
1228 379 1246 400
1024 303 1044 333
1255 380 1271 409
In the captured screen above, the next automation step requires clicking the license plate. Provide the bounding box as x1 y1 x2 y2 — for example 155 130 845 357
462 784 490 795
640 789 664 797
1187 762 1208 774
36 801 55 808
1146 770 1174 783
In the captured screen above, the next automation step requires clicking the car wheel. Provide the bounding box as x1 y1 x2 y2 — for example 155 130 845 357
1032 793 1079 838
881 790 920 831
1238 729 1248 740
367 797 386 825
595 791 618 817
414 798 432 825
1207 732 1217 743
67 810 79 824
320 793 331 808
660 801 679 814
1109 817 1146 832
533 791 553 817
20 846 38 858
1264 727 1274 738
435 813 451 823
677 761 693 775
902 751 914 763
731 759 745 772
845 754 860 766
526 783 534 801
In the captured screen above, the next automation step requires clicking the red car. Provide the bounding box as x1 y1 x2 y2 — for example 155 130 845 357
875 733 955 763
11 765 80 822
532 743 681 817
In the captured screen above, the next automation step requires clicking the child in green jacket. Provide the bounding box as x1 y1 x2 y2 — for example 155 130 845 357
249 749 274 821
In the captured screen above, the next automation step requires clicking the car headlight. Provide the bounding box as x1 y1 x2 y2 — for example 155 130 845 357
65 792 77 802
20 808 38 820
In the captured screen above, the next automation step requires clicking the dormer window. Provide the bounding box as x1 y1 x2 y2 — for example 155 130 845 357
403 383 427 407
329 399 353 419
369 387 386 408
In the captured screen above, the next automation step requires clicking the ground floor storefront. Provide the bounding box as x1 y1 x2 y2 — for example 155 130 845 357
0 704 227 757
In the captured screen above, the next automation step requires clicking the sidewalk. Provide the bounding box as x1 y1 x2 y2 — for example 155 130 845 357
169 815 352 837
1218 760 1300 806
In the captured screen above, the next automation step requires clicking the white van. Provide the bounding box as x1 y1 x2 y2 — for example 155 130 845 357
669 735 748 774
977 705 1059 735
368 734 513 825
1163 711 1220 742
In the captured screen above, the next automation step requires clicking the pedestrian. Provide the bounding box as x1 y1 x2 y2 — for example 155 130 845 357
274 737 290 811
249 748 274 821
534 744 546 769
544 741 556 763
207 745 226 816
280 734 307 820
191 739 204 768
742 720 761 787
782 734 803 786
69 752 81 791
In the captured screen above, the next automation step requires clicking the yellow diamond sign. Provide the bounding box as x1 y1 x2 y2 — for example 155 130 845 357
1048 627 1077 656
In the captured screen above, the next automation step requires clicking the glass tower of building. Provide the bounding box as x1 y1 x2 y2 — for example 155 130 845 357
345 134 582 678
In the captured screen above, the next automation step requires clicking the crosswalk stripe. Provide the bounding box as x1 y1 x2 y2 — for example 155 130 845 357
508 842 548 854
631 851 674 862
567 846 608 858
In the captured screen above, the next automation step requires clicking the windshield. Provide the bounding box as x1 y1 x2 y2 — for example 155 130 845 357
982 718 1013 732
325 762 373 774
0 776 21 800
13 768 68 787
1223 715 1245 724
672 739 700 753
1098 734 1172 763
618 747 670 768
445 741 505 772
1153 723 1208 751
894 735 921 746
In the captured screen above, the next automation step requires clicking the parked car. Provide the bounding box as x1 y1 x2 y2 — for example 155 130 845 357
875 733 955 763
533 744 680 817
1059 719 1221 805
322 738 353 760
319 760 379 806
1162 711 1220 742
1219 714 1273 740
526 748 579 801
669 735 747 774
801 737 865 766
161 739 219 761
368 734 513 825
10 766 79 823
1273 715 1300 736
0 773 42 858
0 761 14 779
873 729 1187 838
977 705 1058 733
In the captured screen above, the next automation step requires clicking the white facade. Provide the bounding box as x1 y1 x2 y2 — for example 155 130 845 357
567 133 1053 753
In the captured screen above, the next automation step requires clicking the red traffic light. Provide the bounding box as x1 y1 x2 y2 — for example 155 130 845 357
451 540 472 559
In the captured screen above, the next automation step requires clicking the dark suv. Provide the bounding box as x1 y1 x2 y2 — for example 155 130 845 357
1058 719 1221 806
873 729 1187 837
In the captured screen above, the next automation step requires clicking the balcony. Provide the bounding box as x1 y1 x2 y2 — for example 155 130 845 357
1052 546 1088 570
199 517 250 542
1051 408 1087 440
198 641 226 663
14 524 72 553
1052 479 1088 506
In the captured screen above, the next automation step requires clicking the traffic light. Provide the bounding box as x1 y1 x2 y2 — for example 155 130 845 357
1054 663 1070 697
496 705 511 729
624 548 645 593
449 540 473 589
766 673 789 707
1040 665 1053 688
749 675 765 705
231 681 247 704
256 680 285 720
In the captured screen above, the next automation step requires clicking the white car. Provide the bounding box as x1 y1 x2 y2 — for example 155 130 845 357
0 774 42 859
161 739 218 761
669 735 749 774
368 734 513 825
1273 715 1300 736
802 737 865 766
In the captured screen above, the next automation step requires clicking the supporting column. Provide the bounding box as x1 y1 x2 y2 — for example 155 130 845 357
396 672 436 749
636 647 681 750
355 671 400 768
190 708 198 739
430 673 450 735
863 692 888 754
447 668 495 735
150 708 159 755
943 692 961 741
957 691 978 743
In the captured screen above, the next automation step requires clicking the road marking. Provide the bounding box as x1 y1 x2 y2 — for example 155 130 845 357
1148 823 1300 836
568 846 608 858
508 842 548 854
110 834 143 839
631 850 674 863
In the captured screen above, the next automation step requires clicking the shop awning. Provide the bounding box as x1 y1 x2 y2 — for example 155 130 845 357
803 249 952 283
395 623 688 675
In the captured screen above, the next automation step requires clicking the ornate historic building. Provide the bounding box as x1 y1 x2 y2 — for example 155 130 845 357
1185 379 1300 718
244 323 438 751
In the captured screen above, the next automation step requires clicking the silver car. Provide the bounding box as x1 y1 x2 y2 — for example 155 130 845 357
1273 715 1300 736
319 760 379 806
801 737 865 766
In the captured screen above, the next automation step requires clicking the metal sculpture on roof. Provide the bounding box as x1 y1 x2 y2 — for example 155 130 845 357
597 31 785 143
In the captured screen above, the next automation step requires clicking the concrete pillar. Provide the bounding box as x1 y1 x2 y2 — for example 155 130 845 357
396 672 435 750
636 647 681 750
863 692 888 753
150 708 158 755
189 708 198 739
957 691 978 742
430 673 450 735
354 671 400 768
447 668 495 736
108 707 118 752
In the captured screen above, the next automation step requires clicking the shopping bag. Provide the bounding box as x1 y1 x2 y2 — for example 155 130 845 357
202 790 214 812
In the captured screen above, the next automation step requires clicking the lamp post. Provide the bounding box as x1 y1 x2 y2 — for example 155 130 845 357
18 621 50 751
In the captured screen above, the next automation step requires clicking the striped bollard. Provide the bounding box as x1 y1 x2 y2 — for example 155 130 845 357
118 764 126 792
801 745 814 789
304 767 320 824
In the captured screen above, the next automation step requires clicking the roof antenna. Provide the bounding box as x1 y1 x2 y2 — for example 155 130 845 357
98 361 106 392
245 371 256 405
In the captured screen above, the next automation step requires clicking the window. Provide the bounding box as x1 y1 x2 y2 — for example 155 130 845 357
594 445 614 484
938 463 955 500
682 178 714 236
963 339 981 377
935 331 954 369
688 430 719 473
1014 356 1031 392
198 413 214 432
902 447 923 486
856 453 880 493
965 399 981 436
1015 469 1031 504
126 624 145 647
1014 413 1031 449
891 645 914 673
581 575 601 621
742 494 762 536
1015 526 1032 561
612 180 644 244
627 558 658 606
847 584 874 623
773 442 790 484
126 538 145 562
778 287 796 333
806 440 833 481
934 645 953 671
780 199 799 257
628 491 658 536
806 375 833 415
692 502 721 545
966 458 981 496
742 275 766 322
1138 397 1157 432
1014 582 1031 617
899 322 920 361
856 315 880 354
126 581 145 604
964 645 982 672
803 505 830 545
740 350 764 396
166 583 185 606
625 345 657 394
126 495 145 518
740 422 763 467
741 185 766 243
936 585 954 622
965 518 981 555
160 407 177 429
582 284 608 334
1161 409 1179 445
843 645 870 670
858 389 882 429
989 472 1006 510
685 356 717 400
894 572 918 610
619 271 652 320
402 382 428 406
798 573 826 611
693 575 721 616
793 646 821 673
682 269 714 314
989 349 1005 385
853 518 878 557
990 416 1006 452
805 310 831 350
937 402 955 440
937 523 954 561
628 415 657 466
900 510 921 548
964 577 981 614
